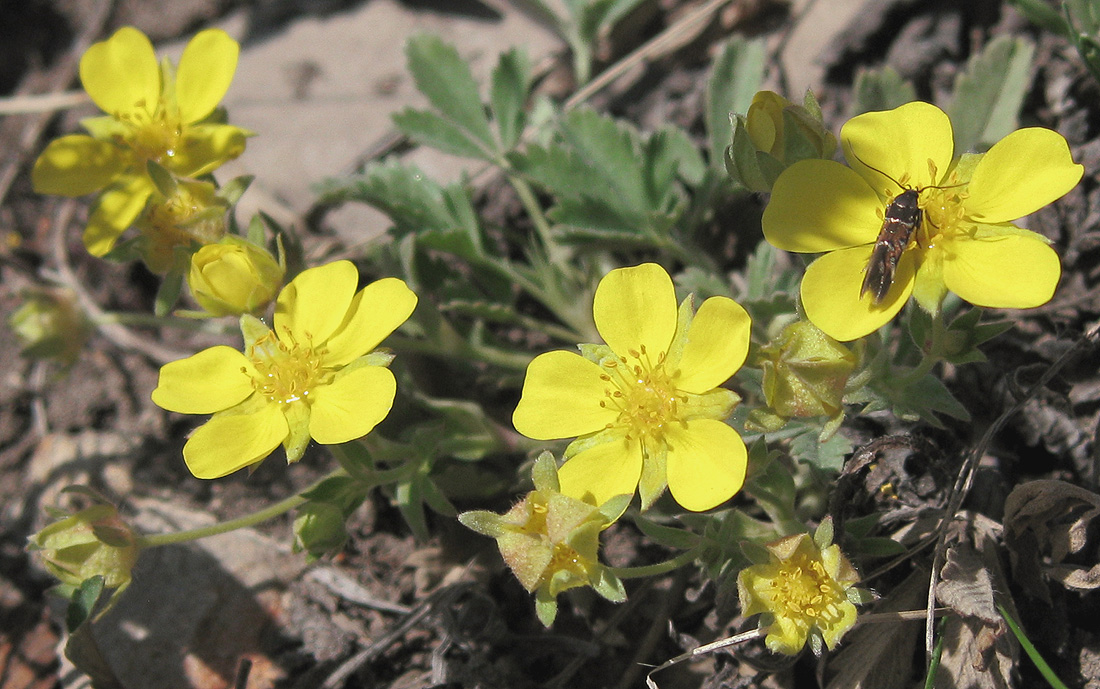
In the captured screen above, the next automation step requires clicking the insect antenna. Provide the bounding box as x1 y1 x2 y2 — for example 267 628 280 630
847 148 967 194
847 148 906 191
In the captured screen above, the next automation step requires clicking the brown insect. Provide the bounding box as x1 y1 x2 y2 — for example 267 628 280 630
850 153 962 305
862 186 920 304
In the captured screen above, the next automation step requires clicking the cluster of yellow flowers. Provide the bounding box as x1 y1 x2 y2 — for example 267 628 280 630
32 27 282 314
28 26 1087 658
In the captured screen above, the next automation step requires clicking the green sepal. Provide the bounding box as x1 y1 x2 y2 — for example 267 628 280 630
66 575 105 633
634 515 702 550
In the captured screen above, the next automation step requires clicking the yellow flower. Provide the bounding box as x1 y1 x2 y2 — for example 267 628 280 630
762 101 1083 341
137 178 229 273
458 453 628 626
31 26 249 257
151 261 417 478
187 236 284 316
512 263 751 512
737 531 861 655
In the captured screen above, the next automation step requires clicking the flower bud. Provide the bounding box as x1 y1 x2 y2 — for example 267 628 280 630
751 320 856 434
187 236 284 316
28 502 138 591
293 502 348 560
726 90 837 192
9 287 91 366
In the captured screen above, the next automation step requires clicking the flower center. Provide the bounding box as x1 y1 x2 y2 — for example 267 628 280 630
114 98 183 163
544 542 589 579
917 179 968 247
598 345 682 443
247 327 329 404
768 553 846 626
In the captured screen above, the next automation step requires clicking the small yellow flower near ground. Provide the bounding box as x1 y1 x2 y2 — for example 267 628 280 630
458 453 628 626
737 530 861 655
762 101 1083 341
152 261 417 479
513 263 752 512
32 26 250 257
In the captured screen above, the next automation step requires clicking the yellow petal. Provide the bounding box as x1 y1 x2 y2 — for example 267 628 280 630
665 419 747 511
765 615 811 655
282 400 312 463
746 91 788 154
80 27 160 117
558 436 643 506
801 246 915 341
911 244 948 314
32 135 127 196
841 101 953 192
183 403 288 479
309 366 396 444
593 263 677 359
325 278 417 366
513 351 618 440
965 128 1083 223
762 159 884 252
171 124 251 176
276 261 358 344
942 233 1060 308
175 29 239 124
820 599 859 649
675 296 751 394
83 176 155 256
152 346 256 413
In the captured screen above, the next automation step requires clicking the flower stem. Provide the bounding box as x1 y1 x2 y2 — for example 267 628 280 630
898 309 948 387
95 310 237 336
135 469 345 549
609 549 700 579
506 171 562 263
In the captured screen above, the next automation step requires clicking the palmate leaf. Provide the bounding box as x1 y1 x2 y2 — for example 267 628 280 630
948 35 1034 153
515 108 696 241
405 34 496 154
315 160 483 260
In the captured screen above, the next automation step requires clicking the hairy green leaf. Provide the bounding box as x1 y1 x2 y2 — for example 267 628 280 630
393 108 494 160
706 37 766 166
490 48 531 150
851 65 916 116
405 34 495 152
948 35 1035 153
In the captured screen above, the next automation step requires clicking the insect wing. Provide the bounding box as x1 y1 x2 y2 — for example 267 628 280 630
861 190 921 304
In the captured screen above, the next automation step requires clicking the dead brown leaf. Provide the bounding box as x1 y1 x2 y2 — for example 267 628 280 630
1004 480 1100 602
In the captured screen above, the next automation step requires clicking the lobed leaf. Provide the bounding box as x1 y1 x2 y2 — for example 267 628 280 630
948 35 1034 153
405 34 495 153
